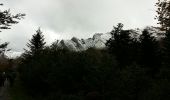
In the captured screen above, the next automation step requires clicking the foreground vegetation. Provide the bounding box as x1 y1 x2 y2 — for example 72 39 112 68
10 23 170 100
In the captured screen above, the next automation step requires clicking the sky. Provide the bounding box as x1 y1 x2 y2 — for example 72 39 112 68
0 0 158 52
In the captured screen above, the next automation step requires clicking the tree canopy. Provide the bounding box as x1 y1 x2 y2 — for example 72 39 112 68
156 0 170 31
0 4 25 32
0 3 25 55
24 28 46 57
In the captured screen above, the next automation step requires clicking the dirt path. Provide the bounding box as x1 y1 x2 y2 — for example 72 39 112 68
0 80 11 100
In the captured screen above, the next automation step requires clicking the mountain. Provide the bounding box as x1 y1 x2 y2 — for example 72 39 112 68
5 26 164 58
54 26 164 51
5 51 22 58
57 32 112 51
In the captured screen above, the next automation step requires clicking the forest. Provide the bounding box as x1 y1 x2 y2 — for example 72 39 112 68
0 0 170 100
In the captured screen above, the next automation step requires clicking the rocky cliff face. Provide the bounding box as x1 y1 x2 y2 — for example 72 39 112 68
57 32 112 51
55 26 164 51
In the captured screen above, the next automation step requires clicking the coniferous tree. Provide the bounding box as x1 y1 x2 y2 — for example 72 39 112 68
0 3 25 55
106 23 133 67
106 23 124 51
0 4 25 32
155 0 170 67
24 28 46 56
139 29 160 75
155 0 170 31
162 30 170 66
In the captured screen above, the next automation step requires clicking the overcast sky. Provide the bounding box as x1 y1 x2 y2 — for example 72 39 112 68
1 0 158 52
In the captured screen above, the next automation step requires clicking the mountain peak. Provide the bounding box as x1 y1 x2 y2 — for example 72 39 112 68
54 26 163 51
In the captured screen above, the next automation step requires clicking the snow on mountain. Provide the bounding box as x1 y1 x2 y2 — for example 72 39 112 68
5 51 22 58
55 26 163 51
57 32 112 51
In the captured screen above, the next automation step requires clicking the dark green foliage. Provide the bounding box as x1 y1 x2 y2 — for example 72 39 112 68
106 23 124 51
155 0 170 31
0 4 25 32
162 30 170 66
23 28 46 57
17 22 170 100
19 48 116 99
0 3 25 55
106 23 136 67
156 0 170 68
139 29 160 76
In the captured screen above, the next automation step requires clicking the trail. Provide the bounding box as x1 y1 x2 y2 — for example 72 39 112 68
0 80 11 100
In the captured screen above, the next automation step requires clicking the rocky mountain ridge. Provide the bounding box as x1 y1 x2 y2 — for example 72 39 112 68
6 26 164 58
55 26 164 51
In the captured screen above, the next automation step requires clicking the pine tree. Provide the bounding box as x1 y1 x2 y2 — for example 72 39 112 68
24 28 46 56
106 23 133 67
155 0 170 31
139 29 160 76
0 4 25 32
106 23 124 53
162 30 170 66
155 0 170 71
0 3 25 55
